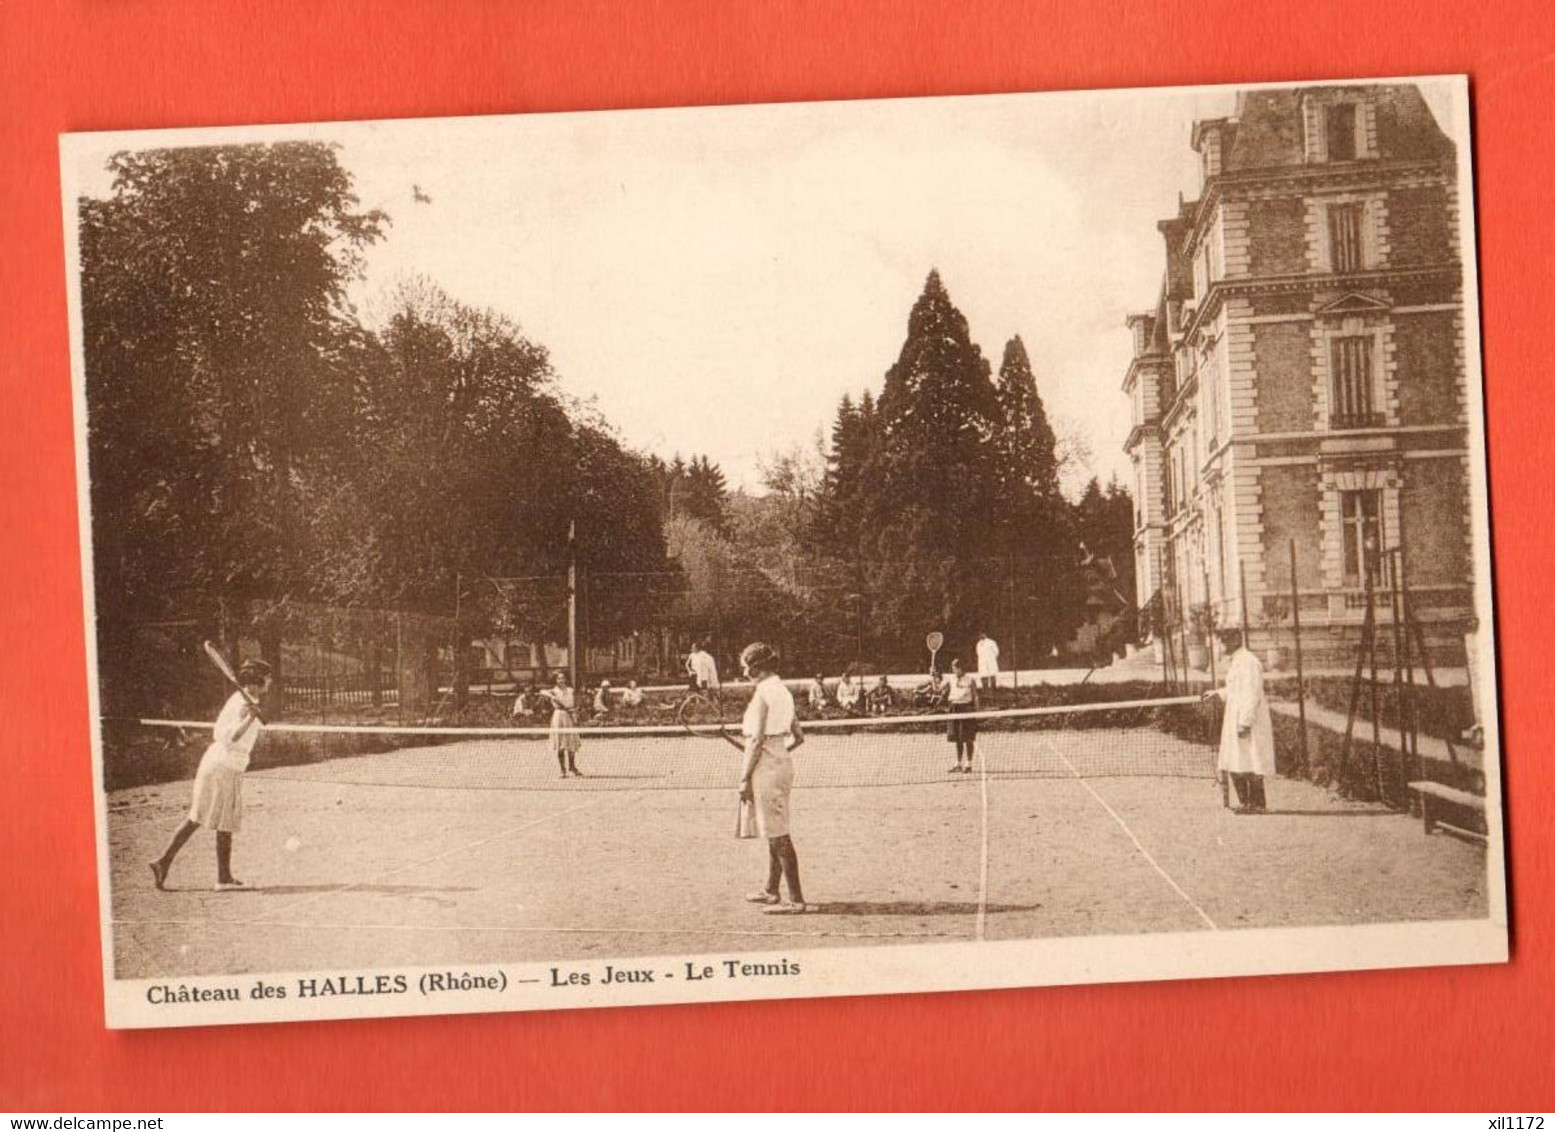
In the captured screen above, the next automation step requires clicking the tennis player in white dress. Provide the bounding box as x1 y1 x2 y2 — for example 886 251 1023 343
541 672 582 778
149 659 271 891
736 641 808 914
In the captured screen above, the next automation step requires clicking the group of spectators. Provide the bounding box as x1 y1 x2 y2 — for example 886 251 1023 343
505 632 1006 724
512 675 646 722
803 669 957 717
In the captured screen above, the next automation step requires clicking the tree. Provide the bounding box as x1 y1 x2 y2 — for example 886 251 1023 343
649 452 730 532
993 335 1062 528
992 334 1088 660
865 270 1008 654
797 273 1102 669
79 142 385 711
874 270 1004 552
355 280 672 705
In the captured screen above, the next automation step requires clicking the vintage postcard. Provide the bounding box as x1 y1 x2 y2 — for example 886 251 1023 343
61 76 1506 1029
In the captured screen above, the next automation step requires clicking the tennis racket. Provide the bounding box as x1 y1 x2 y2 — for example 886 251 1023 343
925 630 944 674
677 691 742 752
202 640 265 723
735 795 759 839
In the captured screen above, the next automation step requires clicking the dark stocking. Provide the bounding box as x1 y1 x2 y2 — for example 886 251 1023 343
775 834 803 904
765 839 783 897
156 820 199 871
216 831 236 884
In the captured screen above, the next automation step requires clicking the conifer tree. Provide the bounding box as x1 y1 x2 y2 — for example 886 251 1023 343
874 270 1004 554
994 334 1062 528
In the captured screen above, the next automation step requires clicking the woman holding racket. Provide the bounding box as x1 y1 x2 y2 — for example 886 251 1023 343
149 658 271 891
943 657 980 774
540 671 582 778
737 641 808 914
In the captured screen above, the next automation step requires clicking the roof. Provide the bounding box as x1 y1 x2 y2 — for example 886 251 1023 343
1220 84 1454 172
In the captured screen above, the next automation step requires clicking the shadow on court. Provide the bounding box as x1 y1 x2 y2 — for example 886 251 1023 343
810 900 1040 917
1246 809 1396 818
164 883 480 897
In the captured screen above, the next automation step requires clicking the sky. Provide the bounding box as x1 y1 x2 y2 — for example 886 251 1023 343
68 80 1460 497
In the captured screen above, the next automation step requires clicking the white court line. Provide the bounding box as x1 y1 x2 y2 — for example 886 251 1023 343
1040 736 1219 932
975 756 990 941
241 790 634 927
114 917 955 942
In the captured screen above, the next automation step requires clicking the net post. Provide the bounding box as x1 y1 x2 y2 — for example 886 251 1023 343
567 521 579 694
1007 554 1017 691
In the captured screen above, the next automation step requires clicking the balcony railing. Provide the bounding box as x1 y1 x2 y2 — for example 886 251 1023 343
1329 411 1386 431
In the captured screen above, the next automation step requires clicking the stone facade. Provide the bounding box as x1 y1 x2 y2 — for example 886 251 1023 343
1121 84 1473 667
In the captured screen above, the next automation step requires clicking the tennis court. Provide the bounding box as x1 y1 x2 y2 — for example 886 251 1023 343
106 701 1491 980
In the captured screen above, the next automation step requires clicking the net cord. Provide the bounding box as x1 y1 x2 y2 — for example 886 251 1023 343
122 694 1207 738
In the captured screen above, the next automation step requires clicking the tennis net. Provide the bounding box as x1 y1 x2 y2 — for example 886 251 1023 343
108 696 1221 793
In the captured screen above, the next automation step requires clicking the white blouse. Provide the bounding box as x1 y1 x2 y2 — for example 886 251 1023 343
742 674 796 738
213 692 263 769
943 672 977 705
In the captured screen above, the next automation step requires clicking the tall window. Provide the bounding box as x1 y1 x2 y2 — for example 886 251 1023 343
1327 103 1358 161
1330 335 1379 428
1328 203 1364 272
1341 490 1383 586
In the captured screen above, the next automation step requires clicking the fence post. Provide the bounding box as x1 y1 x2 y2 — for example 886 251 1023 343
1288 540 1310 779
1202 564 1217 690
1367 549 1386 803
1394 507 1420 786
1239 565 1250 639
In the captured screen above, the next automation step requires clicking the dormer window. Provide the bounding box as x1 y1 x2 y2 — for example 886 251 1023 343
1326 103 1358 161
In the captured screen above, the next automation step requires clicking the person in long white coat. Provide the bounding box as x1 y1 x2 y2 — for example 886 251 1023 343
1209 627 1275 812
975 632 1000 690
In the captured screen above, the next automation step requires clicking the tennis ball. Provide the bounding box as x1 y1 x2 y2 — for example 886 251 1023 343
284 836 302 852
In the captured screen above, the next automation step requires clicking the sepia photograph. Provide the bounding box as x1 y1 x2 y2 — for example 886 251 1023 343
61 75 1506 1029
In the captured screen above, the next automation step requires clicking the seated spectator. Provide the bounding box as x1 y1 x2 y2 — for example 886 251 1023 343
835 672 862 715
620 679 645 709
513 686 532 718
593 680 612 717
807 673 828 712
867 675 894 716
913 674 947 709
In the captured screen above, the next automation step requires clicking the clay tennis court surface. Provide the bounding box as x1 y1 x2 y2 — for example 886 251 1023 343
106 731 1490 979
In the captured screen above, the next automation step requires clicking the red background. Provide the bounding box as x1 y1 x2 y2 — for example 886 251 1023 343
1 0 1550 1111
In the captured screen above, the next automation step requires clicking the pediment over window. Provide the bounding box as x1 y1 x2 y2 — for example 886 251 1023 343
1316 292 1391 316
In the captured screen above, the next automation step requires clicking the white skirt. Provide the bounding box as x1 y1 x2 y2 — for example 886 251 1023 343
750 739 794 839
549 709 581 755
189 745 245 833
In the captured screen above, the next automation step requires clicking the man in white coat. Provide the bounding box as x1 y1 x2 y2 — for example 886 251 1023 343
975 632 1000 690
1210 627 1275 813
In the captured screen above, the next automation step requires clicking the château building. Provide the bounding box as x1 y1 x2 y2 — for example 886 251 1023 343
1123 83 1473 666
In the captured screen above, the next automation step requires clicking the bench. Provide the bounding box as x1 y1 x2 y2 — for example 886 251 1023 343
1407 780 1488 842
